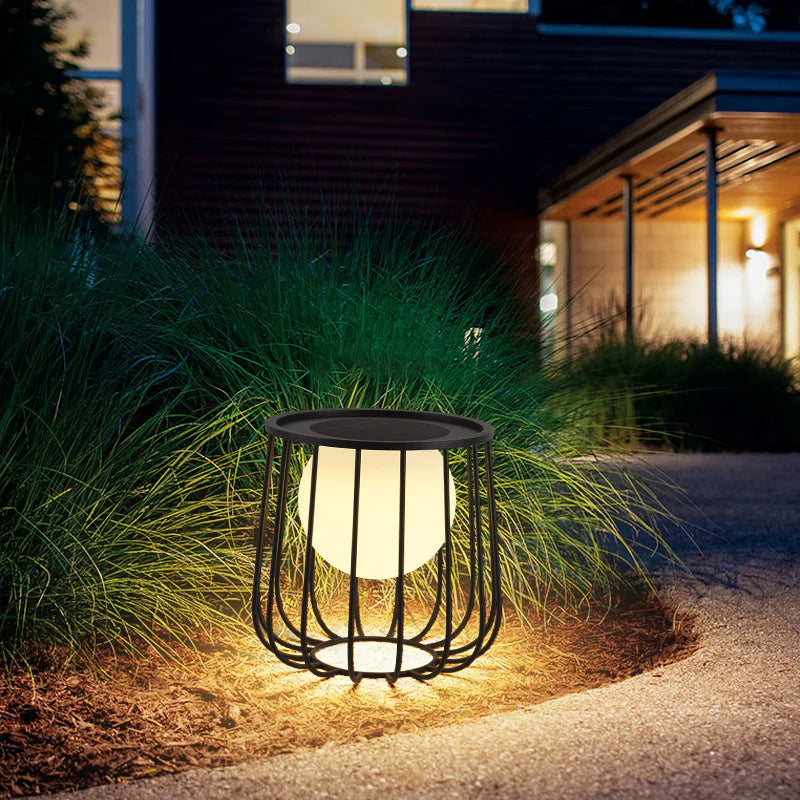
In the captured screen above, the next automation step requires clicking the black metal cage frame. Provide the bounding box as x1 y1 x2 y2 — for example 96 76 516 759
252 408 502 683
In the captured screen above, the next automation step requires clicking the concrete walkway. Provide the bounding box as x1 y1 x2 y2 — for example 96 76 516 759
54 453 800 800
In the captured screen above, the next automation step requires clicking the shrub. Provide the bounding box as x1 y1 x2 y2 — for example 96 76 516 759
0 208 678 657
0 0 108 221
569 335 800 451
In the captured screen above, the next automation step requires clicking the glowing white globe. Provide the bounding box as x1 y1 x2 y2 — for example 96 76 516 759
297 447 456 580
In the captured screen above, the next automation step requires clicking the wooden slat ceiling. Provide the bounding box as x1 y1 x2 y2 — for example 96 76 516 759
543 113 800 222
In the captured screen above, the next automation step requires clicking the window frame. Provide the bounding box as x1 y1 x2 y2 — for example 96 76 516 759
284 0 411 87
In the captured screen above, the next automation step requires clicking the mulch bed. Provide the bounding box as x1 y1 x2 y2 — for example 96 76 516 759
0 594 697 798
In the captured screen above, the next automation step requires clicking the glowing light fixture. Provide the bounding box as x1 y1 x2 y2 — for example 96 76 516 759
252 408 502 682
286 22 301 34
539 293 558 313
749 214 768 249
298 448 455 579
380 75 393 86
285 44 296 55
746 248 771 302
396 46 408 58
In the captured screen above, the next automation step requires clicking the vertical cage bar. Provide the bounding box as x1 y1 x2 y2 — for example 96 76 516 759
448 444 479 640
422 448 454 678
300 445 328 675
481 441 504 654
441 449 454 666
251 435 275 650
473 443 488 639
347 448 362 682
264 439 301 664
269 441 306 639
442 442 493 669
389 449 407 682
412 549 443 641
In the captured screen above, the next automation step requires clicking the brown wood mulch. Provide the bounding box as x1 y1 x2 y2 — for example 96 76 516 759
0 594 697 798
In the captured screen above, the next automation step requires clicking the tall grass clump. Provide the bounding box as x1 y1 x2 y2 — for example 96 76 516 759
1 204 679 659
568 334 800 451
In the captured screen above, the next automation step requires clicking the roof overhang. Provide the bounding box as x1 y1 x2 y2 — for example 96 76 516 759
540 69 800 222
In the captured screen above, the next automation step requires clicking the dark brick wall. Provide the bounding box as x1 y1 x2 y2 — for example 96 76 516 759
156 3 538 234
155 3 800 234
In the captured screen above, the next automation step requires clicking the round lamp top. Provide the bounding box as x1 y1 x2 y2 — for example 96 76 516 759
265 408 494 450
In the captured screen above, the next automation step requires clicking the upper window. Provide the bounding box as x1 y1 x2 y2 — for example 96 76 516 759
286 0 407 85
412 1 528 11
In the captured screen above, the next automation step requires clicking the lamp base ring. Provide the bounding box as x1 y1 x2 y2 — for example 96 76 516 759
312 637 436 678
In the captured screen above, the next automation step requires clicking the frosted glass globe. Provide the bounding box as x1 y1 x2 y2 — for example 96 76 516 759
297 447 456 580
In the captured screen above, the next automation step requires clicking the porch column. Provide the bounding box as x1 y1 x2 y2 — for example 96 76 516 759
565 219 573 360
705 126 719 346
622 174 635 343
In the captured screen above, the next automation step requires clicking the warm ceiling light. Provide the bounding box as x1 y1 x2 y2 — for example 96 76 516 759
285 44 296 55
396 46 408 58
252 408 502 682
286 22 301 34
380 75 393 85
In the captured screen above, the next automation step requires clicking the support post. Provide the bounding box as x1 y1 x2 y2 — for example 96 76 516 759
705 126 719 346
564 219 573 361
622 174 635 344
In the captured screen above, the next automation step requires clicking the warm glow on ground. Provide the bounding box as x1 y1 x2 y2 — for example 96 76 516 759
314 640 434 673
0 596 694 795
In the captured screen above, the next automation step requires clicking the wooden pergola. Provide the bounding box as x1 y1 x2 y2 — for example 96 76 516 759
540 70 800 345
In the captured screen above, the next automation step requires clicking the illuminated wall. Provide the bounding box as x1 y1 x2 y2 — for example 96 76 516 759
783 218 800 360
565 219 782 346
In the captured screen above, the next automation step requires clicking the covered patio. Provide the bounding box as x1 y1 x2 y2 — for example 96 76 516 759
539 70 800 358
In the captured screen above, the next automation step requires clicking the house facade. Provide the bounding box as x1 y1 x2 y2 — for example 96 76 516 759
64 1 800 357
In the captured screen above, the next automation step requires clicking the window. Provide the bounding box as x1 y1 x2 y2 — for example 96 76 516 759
62 0 121 71
62 0 123 223
286 0 407 85
62 0 155 233
412 1 529 11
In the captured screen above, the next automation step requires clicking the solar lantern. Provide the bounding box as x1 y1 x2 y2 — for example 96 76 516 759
252 408 502 682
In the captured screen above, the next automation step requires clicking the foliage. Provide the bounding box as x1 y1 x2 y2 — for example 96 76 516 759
0 0 107 221
540 0 800 30
0 205 679 659
567 335 800 451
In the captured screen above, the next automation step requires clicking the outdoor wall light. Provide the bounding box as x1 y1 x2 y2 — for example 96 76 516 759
539 292 558 313
252 408 502 682
746 248 771 300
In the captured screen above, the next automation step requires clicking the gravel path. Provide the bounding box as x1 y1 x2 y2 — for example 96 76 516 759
52 453 800 800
